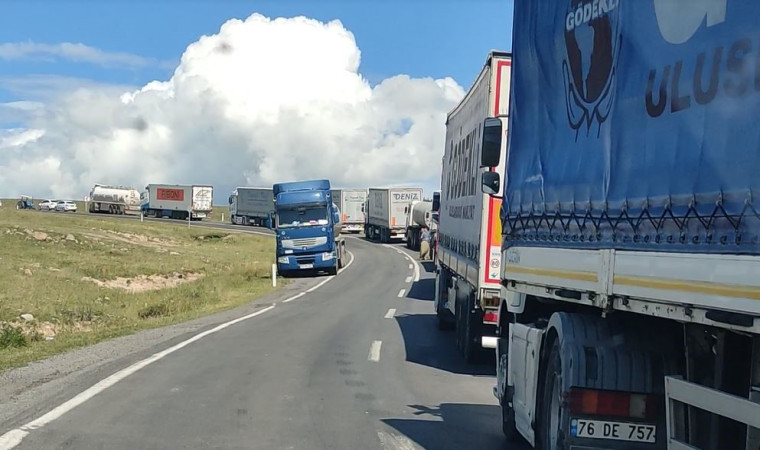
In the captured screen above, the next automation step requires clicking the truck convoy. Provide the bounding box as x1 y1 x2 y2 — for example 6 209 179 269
331 188 367 233
229 187 274 227
404 200 433 251
364 187 423 243
273 179 346 276
88 184 141 215
434 51 511 362
141 184 213 221
481 3 760 450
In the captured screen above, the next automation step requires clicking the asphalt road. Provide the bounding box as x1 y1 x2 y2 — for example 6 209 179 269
1 237 527 450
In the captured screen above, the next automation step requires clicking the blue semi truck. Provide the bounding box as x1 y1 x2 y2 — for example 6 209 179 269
273 179 346 276
482 2 760 449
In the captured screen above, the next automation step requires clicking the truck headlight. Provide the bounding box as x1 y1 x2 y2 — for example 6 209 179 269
321 252 335 261
277 256 290 264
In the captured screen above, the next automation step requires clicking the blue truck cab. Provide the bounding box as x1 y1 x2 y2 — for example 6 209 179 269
272 179 346 276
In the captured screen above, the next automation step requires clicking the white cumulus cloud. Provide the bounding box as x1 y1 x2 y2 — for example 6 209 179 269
0 14 464 201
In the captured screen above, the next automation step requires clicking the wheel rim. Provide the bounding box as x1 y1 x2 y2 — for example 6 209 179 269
549 372 561 448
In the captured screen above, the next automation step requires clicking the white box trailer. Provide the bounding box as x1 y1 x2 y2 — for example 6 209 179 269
229 187 273 227
433 51 511 363
191 185 213 220
141 184 194 220
364 187 422 243
331 188 367 233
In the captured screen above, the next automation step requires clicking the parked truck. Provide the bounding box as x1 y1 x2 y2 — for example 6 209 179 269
88 184 141 215
434 51 511 363
141 184 212 220
485 3 760 450
273 179 346 276
364 187 423 242
331 188 367 233
229 187 273 227
404 200 433 251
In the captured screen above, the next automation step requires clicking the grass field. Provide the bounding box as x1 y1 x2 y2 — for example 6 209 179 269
0 201 276 371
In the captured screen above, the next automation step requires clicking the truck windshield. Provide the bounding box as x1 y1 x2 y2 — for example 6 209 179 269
277 206 328 228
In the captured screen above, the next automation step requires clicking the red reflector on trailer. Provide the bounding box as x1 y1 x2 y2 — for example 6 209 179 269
565 388 658 420
483 311 499 324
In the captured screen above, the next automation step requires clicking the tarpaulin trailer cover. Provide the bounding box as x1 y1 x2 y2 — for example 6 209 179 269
505 0 760 254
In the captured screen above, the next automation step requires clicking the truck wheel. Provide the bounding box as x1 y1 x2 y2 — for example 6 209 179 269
461 293 482 363
538 339 565 450
455 300 465 352
338 245 345 269
498 340 520 441
406 231 411 249
435 270 454 331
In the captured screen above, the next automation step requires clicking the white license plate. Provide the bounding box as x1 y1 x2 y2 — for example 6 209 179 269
571 419 656 443
299 264 314 269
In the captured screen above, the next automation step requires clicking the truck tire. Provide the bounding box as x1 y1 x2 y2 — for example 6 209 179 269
498 340 520 442
538 339 565 450
461 293 482 363
435 269 454 331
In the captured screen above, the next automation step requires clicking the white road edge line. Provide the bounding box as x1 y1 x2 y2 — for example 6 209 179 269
0 304 277 450
368 340 382 362
282 250 355 302
0 251 361 450
397 289 406 298
384 308 396 319
382 244 420 282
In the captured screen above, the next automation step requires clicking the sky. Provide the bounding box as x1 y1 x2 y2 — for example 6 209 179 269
0 0 514 203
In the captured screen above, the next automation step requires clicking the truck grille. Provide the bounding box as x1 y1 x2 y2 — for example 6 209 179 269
281 236 327 248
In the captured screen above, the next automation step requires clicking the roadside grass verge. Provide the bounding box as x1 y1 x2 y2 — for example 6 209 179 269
0 205 277 371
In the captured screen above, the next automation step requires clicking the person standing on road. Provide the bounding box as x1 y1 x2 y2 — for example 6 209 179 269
419 226 431 260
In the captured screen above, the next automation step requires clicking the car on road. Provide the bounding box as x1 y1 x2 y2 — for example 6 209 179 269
38 200 59 211
55 201 77 212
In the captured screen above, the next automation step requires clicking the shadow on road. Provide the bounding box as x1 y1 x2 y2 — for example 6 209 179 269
394 313 495 376
382 403 529 450
407 279 434 301
419 261 435 273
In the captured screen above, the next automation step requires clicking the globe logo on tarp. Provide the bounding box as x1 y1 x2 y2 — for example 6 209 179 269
562 0 621 139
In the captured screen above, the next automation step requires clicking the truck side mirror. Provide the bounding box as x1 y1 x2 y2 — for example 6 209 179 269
481 171 501 196
481 117 502 168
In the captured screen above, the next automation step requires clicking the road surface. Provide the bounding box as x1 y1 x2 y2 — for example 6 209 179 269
1 238 527 450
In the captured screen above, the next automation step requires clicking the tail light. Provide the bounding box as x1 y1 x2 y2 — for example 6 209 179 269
483 310 499 324
565 388 658 420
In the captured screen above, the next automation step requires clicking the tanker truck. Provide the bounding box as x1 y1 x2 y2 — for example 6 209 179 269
404 200 433 251
88 184 141 215
485 3 760 449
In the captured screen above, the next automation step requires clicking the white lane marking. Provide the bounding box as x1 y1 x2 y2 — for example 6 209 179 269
339 250 356 274
408 264 413 270
377 430 422 450
368 340 382 362
384 308 396 319
404 276 413 283
397 289 405 298
383 244 420 282
282 292 305 303
282 250 355 302
0 304 276 450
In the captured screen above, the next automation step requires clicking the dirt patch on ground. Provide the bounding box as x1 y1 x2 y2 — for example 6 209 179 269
80 272 203 293
78 230 179 249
